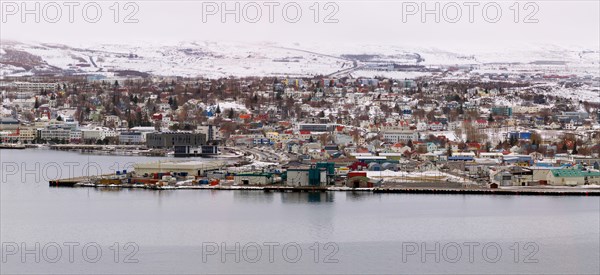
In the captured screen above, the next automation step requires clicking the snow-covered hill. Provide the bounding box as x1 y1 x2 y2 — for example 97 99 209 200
0 40 598 79
0 41 351 78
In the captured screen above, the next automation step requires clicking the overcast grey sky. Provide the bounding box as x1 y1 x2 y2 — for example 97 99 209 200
1 0 599 48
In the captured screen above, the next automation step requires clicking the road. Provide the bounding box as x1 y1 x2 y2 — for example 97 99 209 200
267 45 362 78
327 60 363 78
235 146 289 164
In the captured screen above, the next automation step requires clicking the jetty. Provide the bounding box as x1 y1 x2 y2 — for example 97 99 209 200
48 174 600 196
372 187 600 196
0 144 26 149
49 176 91 187
49 174 113 187
49 144 147 151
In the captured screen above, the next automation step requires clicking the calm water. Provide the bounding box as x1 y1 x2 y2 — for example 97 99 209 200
1 150 599 274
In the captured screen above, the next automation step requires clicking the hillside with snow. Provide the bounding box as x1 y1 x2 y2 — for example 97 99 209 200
1 40 598 80
0 41 351 78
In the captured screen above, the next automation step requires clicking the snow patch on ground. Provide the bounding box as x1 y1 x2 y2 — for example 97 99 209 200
366 170 467 183
351 70 432 79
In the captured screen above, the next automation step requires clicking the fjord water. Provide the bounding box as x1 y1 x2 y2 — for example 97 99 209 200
1 150 599 274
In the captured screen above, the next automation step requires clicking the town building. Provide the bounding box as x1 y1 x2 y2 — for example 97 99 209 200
0 117 20 130
491 106 513 117
38 124 72 141
133 160 224 176
298 123 336 132
382 130 419 143
119 132 144 144
286 167 326 187
146 132 207 148
547 169 600 186
234 173 275 185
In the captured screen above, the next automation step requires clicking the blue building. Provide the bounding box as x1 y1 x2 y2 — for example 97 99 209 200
448 156 474 162
253 138 271 145
508 131 532 140
491 106 513 117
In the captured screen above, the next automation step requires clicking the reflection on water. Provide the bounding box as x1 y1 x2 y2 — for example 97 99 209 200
233 190 275 203
281 192 335 204
2 150 599 274
94 187 125 193
345 191 379 201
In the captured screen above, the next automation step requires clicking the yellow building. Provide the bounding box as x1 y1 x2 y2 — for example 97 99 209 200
19 127 37 143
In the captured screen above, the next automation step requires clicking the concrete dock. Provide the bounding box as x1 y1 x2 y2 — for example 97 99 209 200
372 187 600 196
49 178 82 187
49 144 147 150
48 177 600 196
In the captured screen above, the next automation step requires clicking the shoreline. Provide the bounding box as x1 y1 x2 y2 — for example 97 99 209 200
48 181 600 196
4 146 245 159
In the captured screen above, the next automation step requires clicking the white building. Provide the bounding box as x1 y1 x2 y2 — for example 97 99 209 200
564 121 576 130
118 132 144 144
12 82 57 91
382 130 419 143
70 130 82 141
479 152 503 159
39 126 71 141
81 126 118 141
429 122 444 131
448 121 462 131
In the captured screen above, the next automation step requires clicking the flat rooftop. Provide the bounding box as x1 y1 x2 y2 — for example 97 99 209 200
134 160 225 170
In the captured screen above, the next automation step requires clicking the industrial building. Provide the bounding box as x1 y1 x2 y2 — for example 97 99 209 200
285 163 335 187
298 123 337 132
547 169 600 186
174 145 219 157
133 160 224 176
234 173 275 185
146 132 207 148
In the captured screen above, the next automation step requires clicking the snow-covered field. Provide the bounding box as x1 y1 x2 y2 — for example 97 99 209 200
540 84 600 103
351 70 432 79
2 40 598 79
0 41 350 78
195 101 249 113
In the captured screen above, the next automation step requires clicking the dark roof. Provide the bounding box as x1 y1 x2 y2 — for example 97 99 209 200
0 117 19 124
448 156 474 161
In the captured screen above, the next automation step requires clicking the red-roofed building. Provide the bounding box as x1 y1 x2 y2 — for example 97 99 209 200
278 121 291 127
474 119 489 129
255 114 269 121
467 142 482 151
151 113 163 121
429 121 444 131
356 147 370 153
298 130 313 141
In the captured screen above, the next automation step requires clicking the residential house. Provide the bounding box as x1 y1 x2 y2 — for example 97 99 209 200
429 121 444 131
